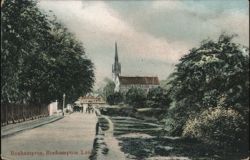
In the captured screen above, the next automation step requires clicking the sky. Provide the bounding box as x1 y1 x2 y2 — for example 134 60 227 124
38 0 249 89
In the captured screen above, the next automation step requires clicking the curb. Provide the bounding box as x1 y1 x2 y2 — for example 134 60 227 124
1 155 13 160
1 116 64 138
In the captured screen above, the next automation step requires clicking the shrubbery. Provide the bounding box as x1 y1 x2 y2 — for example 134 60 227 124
106 92 123 105
125 87 147 107
182 107 248 151
146 87 172 109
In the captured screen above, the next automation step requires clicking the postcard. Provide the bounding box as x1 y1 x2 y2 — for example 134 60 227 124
1 0 249 160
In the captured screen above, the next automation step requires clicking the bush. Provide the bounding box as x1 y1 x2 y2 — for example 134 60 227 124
125 87 146 107
163 99 192 136
146 87 172 109
106 92 123 105
182 106 248 150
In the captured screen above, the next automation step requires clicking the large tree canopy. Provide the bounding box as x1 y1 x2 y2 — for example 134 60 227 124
1 0 95 105
166 34 249 135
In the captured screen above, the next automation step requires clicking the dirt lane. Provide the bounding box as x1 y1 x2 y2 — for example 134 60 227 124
1 112 97 160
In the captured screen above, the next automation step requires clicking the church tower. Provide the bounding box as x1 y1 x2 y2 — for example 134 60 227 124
112 42 121 81
112 42 121 92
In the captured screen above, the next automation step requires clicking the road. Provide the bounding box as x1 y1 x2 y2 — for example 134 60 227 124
1 112 97 160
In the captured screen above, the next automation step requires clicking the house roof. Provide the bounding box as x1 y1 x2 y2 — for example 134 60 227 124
79 96 102 100
119 76 160 85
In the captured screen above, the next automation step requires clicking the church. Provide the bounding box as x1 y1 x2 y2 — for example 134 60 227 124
112 42 160 93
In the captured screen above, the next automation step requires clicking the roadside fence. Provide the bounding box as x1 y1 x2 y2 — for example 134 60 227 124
1 103 49 126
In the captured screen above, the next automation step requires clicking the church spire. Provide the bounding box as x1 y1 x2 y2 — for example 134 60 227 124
115 41 118 62
112 42 121 80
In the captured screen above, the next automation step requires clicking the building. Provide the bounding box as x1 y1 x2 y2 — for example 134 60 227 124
112 42 121 81
74 93 106 111
118 76 159 93
78 94 105 104
48 101 58 116
112 42 121 92
112 42 160 93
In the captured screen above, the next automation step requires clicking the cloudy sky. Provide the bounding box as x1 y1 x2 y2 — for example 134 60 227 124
38 0 249 89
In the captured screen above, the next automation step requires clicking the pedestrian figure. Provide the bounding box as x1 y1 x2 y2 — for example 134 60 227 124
91 106 94 113
86 104 90 114
87 104 93 114
89 106 92 114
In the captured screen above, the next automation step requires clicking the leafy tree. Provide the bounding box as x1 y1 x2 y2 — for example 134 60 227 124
102 78 115 100
1 0 51 104
125 87 146 107
146 87 172 109
31 21 95 104
166 33 249 136
1 0 95 105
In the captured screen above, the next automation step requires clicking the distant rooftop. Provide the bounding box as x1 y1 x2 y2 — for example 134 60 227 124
119 76 160 85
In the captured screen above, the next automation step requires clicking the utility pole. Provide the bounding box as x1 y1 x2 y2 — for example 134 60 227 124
62 93 66 116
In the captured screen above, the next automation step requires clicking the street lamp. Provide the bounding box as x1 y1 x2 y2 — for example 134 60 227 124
62 93 66 116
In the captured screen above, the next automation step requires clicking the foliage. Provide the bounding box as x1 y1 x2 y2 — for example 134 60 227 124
125 87 146 107
182 107 248 150
166 33 249 135
146 87 172 109
1 0 94 105
102 78 115 100
160 79 173 91
106 92 124 105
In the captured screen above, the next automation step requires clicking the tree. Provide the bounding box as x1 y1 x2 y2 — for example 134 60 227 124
125 87 146 107
31 21 95 104
146 87 172 109
166 33 249 137
1 0 95 105
102 78 115 100
1 0 51 104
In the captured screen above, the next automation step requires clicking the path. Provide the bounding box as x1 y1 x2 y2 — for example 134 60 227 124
1 112 97 160
1 115 63 138
92 108 127 160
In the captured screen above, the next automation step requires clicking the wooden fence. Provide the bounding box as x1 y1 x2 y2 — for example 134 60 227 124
1 103 49 126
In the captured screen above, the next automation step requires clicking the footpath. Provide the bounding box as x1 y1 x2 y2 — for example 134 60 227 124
1 112 97 160
1 115 63 138
89 108 126 160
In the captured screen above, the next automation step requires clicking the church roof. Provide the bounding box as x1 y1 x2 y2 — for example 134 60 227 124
119 76 160 85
